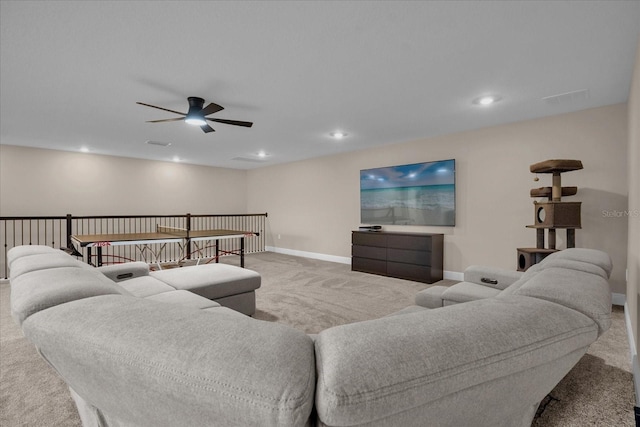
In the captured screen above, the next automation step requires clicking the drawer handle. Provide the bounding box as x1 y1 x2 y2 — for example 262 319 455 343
481 277 498 285
116 273 133 280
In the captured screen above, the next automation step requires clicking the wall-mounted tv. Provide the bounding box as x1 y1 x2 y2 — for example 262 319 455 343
360 159 455 226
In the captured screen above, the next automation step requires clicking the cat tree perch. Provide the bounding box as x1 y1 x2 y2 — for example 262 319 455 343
517 159 583 271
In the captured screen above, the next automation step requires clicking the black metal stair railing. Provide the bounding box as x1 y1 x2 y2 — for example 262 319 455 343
0 213 267 279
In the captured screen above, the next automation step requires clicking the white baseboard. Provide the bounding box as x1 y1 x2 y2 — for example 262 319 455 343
444 271 464 281
266 247 463 281
612 292 626 306
624 302 640 406
265 246 352 265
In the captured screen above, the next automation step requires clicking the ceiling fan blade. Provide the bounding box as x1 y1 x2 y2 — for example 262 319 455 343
200 124 215 133
200 102 224 116
146 117 185 123
206 118 253 128
136 102 186 116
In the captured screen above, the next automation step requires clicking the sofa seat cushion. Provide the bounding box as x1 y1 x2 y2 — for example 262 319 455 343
202 306 247 317
10 267 126 325
442 282 501 305
9 252 92 279
117 276 175 298
145 290 221 310
150 264 261 299
463 266 523 290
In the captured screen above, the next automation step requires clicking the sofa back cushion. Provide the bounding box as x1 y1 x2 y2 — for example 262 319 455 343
9 252 92 279
10 266 127 325
496 262 544 296
7 245 60 268
499 267 611 335
535 258 609 279
543 248 613 278
22 296 316 427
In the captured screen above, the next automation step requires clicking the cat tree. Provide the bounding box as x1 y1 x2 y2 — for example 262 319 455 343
517 159 583 271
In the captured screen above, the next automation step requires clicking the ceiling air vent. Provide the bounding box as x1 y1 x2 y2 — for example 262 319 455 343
145 140 172 147
231 157 266 163
542 89 590 106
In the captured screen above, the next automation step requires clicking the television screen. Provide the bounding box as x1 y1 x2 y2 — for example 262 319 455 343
360 159 455 226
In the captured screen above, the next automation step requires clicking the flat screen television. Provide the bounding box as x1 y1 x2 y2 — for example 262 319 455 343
360 159 455 226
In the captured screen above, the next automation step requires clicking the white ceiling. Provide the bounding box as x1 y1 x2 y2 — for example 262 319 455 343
1 1 639 170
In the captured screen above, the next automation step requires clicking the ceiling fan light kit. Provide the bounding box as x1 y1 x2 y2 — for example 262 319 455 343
137 96 253 134
472 94 502 106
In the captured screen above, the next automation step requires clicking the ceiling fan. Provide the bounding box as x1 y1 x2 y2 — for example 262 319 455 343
136 97 253 133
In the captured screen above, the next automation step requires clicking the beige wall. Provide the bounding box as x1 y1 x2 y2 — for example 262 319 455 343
0 106 631 298
247 104 629 295
628 38 640 361
0 145 247 216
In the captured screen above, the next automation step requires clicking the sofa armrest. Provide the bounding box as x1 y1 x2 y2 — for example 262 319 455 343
415 286 448 308
463 266 523 290
97 262 149 282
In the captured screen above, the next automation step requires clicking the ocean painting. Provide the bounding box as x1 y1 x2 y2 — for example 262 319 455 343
360 159 455 226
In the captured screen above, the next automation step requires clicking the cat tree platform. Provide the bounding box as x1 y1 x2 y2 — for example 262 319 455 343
529 159 583 174
530 186 577 198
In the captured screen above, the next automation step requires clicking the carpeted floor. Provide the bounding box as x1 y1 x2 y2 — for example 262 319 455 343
0 252 636 426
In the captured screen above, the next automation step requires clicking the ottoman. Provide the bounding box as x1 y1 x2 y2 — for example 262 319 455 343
151 263 261 316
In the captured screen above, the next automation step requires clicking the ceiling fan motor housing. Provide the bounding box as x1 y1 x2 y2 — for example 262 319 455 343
187 97 205 116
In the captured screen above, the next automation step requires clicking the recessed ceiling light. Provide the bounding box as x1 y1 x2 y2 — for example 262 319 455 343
257 150 267 158
330 131 347 139
473 95 502 106
172 156 180 162
80 147 89 153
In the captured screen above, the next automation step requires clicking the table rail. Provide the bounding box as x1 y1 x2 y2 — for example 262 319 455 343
0 213 267 279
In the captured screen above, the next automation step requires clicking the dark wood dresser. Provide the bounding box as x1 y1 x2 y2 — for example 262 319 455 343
351 231 444 283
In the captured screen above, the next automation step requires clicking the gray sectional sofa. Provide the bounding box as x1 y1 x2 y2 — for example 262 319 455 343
9 245 261 317
9 245 612 427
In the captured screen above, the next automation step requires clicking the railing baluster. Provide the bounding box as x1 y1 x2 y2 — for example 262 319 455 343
1 213 267 278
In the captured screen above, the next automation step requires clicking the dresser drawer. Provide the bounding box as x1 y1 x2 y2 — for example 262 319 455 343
352 257 386 275
352 231 387 247
387 262 432 283
387 234 433 251
352 244 386 260
387 248 430 266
